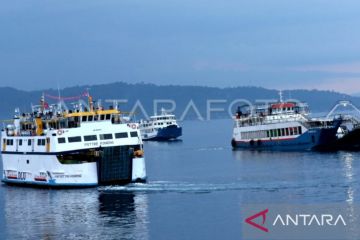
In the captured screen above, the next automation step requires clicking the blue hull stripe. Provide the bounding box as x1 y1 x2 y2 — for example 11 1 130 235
2 179 98 187
145 126 182 140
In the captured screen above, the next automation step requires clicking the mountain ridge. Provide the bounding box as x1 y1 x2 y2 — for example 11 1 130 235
0 82 357 120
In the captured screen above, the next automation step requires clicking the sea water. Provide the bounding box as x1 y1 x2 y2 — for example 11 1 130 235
0 119 359 239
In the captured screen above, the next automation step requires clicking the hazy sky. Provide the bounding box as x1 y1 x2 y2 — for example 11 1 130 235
1 0 360 93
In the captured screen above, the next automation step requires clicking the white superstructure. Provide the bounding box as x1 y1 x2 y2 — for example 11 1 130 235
1 93 146 187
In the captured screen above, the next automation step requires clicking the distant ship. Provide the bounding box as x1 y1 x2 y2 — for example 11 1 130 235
139 109 182 141
231 93 342 151
325 100 360 150
1 93 147 187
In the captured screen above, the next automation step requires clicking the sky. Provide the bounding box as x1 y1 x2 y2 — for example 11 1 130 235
1 0 360 94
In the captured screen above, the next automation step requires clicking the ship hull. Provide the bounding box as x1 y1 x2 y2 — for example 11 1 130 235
1 149 146 188
232 127 339 151
143 126 182 141
332 127 360 150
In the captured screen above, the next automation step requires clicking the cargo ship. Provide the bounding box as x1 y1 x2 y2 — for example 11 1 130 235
1 93 146 187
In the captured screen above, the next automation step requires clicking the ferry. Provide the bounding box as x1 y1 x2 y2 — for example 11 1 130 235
139 109 182 141
231 96 342 151
0 93 146 187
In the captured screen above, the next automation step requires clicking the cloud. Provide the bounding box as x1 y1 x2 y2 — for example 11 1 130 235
287 62 360 74
192 61 249 72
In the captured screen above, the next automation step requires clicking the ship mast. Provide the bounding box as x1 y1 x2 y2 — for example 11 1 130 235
86 88 94 112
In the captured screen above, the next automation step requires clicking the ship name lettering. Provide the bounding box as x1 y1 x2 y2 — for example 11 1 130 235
84 142 99 147
52 174 82 178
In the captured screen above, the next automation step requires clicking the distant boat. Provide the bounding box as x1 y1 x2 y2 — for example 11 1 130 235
140 108 182 141
231 93 342 151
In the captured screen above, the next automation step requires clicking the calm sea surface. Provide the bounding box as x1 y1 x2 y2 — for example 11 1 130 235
0 119 359 239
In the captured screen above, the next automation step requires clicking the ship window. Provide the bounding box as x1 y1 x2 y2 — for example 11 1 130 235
111 115 121 124
106 114 111 120
294 127 298 135
28 139 32 146
88 116 93 121
58 137 66 143
19 139 23 146
68 136 82 143
100 134 113 140
281 128 285 136
266 131 270 138
290 128 294 135
115 132 128 139
100 114 105 120
94 115 99 121
277 129 281 137
285 128 289 136
82 116 87 122
130 131 138 137
298 126 302 135
84 135 97 141
37 139 46 145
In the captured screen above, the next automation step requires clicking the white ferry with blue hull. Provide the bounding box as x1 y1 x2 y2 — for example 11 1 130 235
140 109 182 141
231 100 342 151
1 94 146 188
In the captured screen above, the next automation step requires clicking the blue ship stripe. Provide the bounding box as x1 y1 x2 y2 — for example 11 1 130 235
1 179 98 187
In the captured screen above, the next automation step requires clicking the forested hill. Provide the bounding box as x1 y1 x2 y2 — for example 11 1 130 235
0 82 356 120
